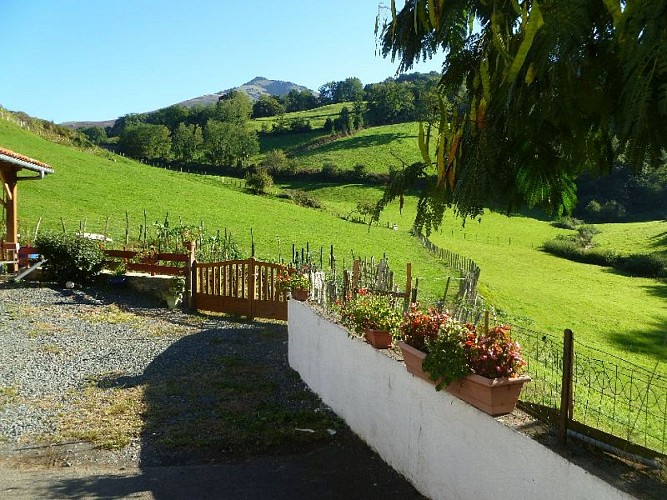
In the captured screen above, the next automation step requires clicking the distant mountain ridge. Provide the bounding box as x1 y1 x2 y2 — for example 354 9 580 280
62 77 314 129
178 76 313 108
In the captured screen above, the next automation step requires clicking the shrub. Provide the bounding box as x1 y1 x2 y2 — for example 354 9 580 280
35 233 105 285
551 215 583 230
280 189 321 209
575 225 601 248
353 163 367 178
618 253 667 278
261 149 296 175
244 169 274 194
542 239 619 267
321 162 341 179
422 321 473 390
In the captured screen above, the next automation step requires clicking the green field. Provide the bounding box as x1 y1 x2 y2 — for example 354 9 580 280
2 116 666 377
0 118 446 302
252 104 422 173
285 181 667 371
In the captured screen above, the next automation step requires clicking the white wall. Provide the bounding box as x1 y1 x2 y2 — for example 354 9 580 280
288 301 631 500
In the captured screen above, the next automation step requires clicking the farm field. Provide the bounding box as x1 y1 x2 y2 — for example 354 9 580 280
285 181 667 373
2 116 666 377
250 104 422 173
0 118 447 302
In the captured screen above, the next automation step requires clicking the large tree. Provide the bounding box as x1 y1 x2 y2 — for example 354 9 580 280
118 124 171 160
375 0 667 232
204 120 259 168
171 123 203 163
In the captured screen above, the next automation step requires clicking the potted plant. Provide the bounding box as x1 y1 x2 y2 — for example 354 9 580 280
399 312 530 416
448 324 530 416
397 305 449 380
276 269 311 301
337 289 402 348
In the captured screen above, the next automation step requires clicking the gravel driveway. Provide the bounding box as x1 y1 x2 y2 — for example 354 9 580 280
0 281 427 498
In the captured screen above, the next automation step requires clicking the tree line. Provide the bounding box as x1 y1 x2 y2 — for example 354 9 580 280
79 72 444 168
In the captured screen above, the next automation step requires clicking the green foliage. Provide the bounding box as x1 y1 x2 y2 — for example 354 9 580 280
252 95 285 118
80 126 107 145
542 237 667 278
319 77 364 104
171 123 203 163
119 124 171 159
35 232 105 285
204 120 259 167
244 169 274 194
618 254 667 279
214 91 253 125
376 0 667 226
260 149 295 175
422 321 473 390
337 292 402 335
551 216 584 230
365 80 416 125
278 189 321 209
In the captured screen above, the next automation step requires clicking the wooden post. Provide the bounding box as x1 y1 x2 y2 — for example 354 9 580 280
352 259 360 296
250 228 255 257
185 241 196 310
2 169 18 246
125 211 129 246
404 263 412 311
443 276 451 307
248 257 256 320
484 310 490 334
559 328 575 444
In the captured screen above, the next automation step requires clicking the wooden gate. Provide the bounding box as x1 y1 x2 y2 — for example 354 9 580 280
193 258 288 321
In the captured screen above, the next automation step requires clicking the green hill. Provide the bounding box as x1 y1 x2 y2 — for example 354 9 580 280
2 115 666 375
0 117 446 302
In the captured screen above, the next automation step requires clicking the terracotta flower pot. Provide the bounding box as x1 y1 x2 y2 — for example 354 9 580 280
445 373 531 417
364 329 393 349
398 341 432 383
398 341 530 416
290 288 309 301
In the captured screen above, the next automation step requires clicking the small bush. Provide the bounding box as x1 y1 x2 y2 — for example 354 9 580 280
321 162 341 179
35 233 105 285
551 216 583 230
280 189 321 209
542 239 618 267
618 254 667 278
261 149 296 175
244 169 274 194
575 225 601 248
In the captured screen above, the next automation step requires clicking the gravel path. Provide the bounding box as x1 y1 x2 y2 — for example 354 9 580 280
0 281 430 499
0 282 301 467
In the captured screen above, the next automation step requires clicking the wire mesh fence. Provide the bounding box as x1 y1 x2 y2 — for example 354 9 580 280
512 324 667 458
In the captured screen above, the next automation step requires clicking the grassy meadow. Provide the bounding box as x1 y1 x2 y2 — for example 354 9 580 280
0 118 447 302
285 181 667 372
2 114 666 377
252 103 422 174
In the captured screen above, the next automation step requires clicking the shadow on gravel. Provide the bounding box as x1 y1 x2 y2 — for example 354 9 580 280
41 288 425 499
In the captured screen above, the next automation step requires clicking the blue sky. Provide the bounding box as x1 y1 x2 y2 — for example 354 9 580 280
0 1 442 123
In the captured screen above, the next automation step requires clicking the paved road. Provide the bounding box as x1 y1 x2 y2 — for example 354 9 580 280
1 439 428 500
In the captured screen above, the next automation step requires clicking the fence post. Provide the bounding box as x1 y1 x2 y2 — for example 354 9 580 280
352 259 360 297
404 262 412 311
185 241 196 310
248 257 256 320
559 328 575 444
